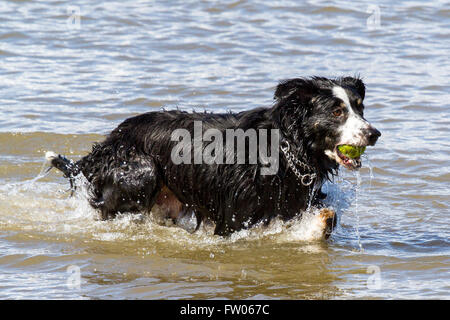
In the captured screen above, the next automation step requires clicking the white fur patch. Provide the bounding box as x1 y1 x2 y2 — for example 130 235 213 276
332 85 369 146
324 149 338 162
332 86 352 112
45 151 58 162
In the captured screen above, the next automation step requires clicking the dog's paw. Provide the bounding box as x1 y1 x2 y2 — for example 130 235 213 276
318 208 337 239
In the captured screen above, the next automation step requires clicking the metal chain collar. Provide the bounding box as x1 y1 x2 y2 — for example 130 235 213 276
280 140 317 186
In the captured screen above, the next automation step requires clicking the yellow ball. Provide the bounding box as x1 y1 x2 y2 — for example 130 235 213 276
338 145 366 158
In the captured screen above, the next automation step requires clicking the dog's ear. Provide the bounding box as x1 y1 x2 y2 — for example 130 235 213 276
274 78 319 103
340 77 365 100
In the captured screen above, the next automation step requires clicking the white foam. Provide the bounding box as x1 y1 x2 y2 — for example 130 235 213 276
0 165 369 250
45 151 58 162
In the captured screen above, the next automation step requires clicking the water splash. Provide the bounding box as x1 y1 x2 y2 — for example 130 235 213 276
352 155 375 251
33 160 53 183
320 158 376 251
306 181 320 210
0 152 370 248
353 170 363 251
6 155 53 192
362 154 374 192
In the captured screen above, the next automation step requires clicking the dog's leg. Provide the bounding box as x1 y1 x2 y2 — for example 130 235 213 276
152 185 204 233
318 208 337 239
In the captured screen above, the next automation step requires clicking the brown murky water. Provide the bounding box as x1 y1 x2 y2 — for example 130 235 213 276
0 0 449 299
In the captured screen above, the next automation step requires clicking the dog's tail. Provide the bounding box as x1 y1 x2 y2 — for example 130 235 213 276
45 151 80 193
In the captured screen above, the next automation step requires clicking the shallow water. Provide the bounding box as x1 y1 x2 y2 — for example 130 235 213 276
0 0 449 299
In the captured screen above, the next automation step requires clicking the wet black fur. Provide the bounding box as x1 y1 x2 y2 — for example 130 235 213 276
50 76 369 236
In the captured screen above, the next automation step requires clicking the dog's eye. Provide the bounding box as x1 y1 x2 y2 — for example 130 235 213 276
333 109 343 117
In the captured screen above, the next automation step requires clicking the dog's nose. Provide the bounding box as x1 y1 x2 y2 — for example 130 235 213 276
365 126 381 145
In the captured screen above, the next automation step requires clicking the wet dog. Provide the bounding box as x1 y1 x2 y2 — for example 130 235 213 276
47 76 380 237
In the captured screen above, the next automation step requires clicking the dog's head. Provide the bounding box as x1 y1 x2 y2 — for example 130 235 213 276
274 76 381 171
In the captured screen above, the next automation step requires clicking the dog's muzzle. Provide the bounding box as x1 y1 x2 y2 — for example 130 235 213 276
363 126 381 146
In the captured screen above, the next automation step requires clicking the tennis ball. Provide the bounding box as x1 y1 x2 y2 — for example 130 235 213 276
337 145 366 159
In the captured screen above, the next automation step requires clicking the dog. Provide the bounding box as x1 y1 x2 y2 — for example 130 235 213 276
46 76 380 238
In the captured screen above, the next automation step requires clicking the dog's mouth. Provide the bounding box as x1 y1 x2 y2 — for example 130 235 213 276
326 145 365 171
336 145 362 170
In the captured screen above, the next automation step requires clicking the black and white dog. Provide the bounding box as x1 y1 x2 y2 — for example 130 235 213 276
47 76 380 237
